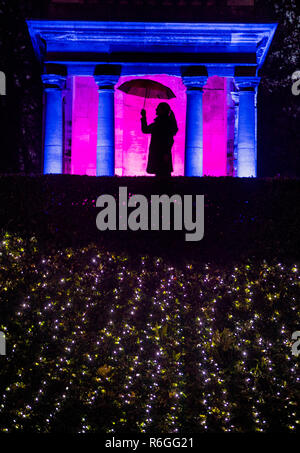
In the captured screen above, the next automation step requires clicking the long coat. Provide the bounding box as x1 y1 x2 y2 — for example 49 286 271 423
141 114 178 175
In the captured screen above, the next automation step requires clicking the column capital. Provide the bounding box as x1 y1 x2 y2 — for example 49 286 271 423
95 72 118 176
235 76 261 91
94 75 120 90
42 74 66 90
182 76 208 91
230 91 239 105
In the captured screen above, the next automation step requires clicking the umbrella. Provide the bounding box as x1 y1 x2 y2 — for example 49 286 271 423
117 79 176 108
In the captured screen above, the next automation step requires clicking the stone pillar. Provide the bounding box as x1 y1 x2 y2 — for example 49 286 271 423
182 76 208 176
42 74 66 174
234 76 260 177
94 74 120 176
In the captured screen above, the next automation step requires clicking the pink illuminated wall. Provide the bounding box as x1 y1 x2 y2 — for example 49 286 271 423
68 74 229 177
203 76 228 176
115 75 186 176
71 76 98 176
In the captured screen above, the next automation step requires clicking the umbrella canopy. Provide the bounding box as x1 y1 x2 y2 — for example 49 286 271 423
117 79 176 107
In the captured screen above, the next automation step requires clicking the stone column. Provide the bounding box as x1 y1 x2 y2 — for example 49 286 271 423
94 75 120 176
42 74 66 174
182 76 208 176
234 76 260 177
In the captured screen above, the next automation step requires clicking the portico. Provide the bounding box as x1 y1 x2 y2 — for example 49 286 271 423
27 20 277 177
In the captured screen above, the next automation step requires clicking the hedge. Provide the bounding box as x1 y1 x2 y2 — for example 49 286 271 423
0 234 299 433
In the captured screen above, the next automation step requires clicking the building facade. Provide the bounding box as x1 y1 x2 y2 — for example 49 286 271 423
27 5 277 177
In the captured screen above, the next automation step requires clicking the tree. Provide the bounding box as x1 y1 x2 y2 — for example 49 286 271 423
255 0 300 176
0 0 43 173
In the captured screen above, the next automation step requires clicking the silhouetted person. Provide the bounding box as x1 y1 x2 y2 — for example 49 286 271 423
141 102 178 177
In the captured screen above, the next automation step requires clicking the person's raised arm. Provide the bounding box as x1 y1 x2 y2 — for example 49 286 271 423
141 109 152 134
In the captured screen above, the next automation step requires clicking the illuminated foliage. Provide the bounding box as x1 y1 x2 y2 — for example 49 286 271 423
0 233 299 433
